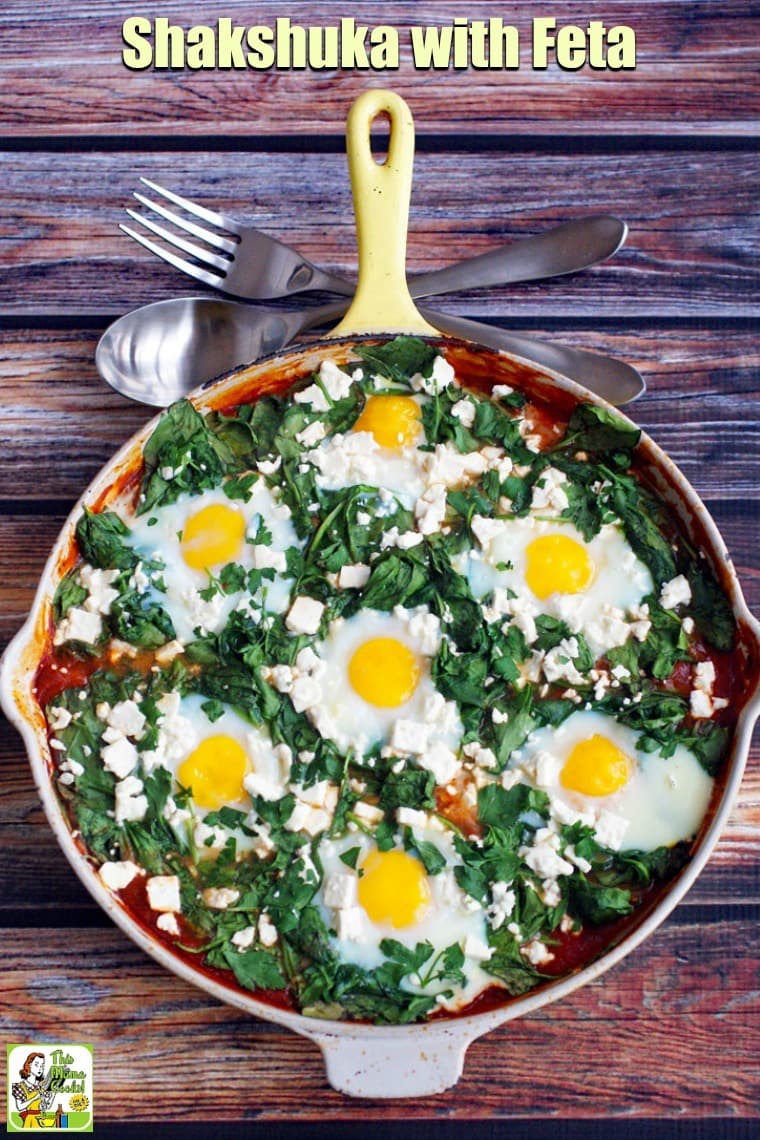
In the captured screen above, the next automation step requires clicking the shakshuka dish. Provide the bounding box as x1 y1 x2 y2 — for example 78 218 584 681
35 337 745 1023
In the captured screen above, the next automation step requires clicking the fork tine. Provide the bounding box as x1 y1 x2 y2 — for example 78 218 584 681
120 222 225 290
132 190 238 255
124 208 232 274
139 176 240 234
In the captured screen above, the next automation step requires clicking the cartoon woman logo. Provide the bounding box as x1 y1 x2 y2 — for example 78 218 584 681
11 1052 54 1129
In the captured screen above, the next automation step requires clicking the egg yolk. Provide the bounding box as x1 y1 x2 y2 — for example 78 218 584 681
180 504 245 571
358 848 431 928
177 735 248 810
560 734 633 797
353 395 422 449
348 637 421 707
525 533 594 599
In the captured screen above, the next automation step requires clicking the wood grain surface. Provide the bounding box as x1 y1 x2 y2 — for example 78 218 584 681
0 1 757 136
1 150 757 317
1 1 758 1133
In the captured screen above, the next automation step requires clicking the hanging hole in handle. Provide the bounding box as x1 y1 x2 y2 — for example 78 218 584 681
369 110 391 165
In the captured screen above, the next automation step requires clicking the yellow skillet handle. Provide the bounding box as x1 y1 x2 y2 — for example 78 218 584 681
329 90 437 338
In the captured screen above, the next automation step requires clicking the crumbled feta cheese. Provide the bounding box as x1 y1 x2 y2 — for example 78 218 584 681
694 660 716 693
258 912 279 947
450 399 476 427
107 699 146 739
690 689 714 719
114 776 148 823
660 574 692 610
154 639 185 665
520 829 574 878
391 719 430 756
529 750 562 790
319 358 355 401
352 800 384 826
323 872 358 909
231 925 257 950
79 565 120 615
335 906 366 941
584 604 632 655
202 887 240 909
54 607 102 647
487 881 516 929
542 638 587 686
243 771 285 802
252 545 288 572
463 741 498 770
295 420 327 448
471 514 506 547
522 938 554 966
462 933 494 962
289 674 323 713
286 596 325 635
156 912 180 936
101 737 139 780
146 874 181 913
98 860 141 891
418 741 460 786
285 801 331 836
406 609 442 655
530 467 569 512
415 484 448 536
293 383 330 412
594 809 629 851
396 806 430 830
337 562 371 589
48 705 72 732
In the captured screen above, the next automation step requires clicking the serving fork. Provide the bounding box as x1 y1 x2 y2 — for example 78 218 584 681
123 177 628 302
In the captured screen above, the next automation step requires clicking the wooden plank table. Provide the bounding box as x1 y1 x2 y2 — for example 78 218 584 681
1 2 757 1136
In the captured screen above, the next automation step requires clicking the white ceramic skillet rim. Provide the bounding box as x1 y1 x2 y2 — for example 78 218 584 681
3 337 759 1099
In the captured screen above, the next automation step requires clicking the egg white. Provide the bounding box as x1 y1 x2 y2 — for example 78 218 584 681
307 393 429 506
144 692 281 852
514 709 713 852
316 828 496 1010
125 480 300 641
460 516 652 650
310 608 463 757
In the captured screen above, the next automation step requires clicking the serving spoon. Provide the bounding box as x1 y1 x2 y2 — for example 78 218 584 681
96 296 645 408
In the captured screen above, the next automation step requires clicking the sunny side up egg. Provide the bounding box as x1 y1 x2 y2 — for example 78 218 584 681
309 392 430 505
125 481 300 641
147 693 283 851
463 516 653 654
316 828 495 1011
515 709 714 852
308 608 463 758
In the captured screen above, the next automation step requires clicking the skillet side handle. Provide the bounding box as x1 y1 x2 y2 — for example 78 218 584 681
329 90 437 338
309 1029 469 1098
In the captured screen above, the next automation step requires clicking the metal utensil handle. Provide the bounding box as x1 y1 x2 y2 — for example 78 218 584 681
330 90 436 337
409 215 628 298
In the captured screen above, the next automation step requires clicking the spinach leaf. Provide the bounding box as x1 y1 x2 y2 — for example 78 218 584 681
687 564 736 651
139 400 235 514
53 568 88 621
562 404 640 454
356 336 437 384
484 928 543 995
76 509 138 571
222 945 287 991
110 591 176 649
